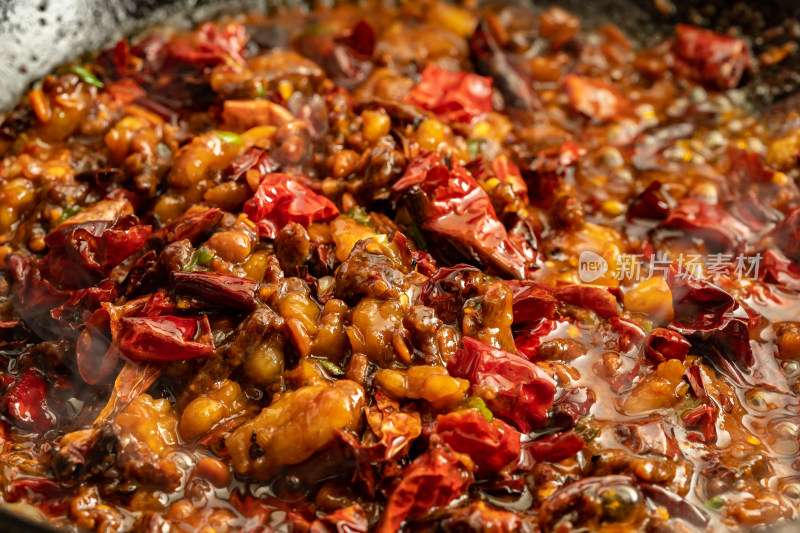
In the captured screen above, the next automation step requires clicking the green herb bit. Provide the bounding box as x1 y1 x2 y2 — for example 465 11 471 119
467 139 483 160
183 255 199 271
67 65 104 88
345 206 374 228
183 248 217 271
465 396 493 422
704 497 724 510
57 206 82 224
156 143 172 158
215 131 244 145
195 248 216 265
579 427 600 442
318 360 345 376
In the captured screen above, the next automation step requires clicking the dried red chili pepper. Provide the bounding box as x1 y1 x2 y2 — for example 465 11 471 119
767 205 800 265
76 292 208 383
627 181 671 221
394 153 537 280
244 173 340 239
727 146 776 186
684 364 707 397
94 361 164 423
667 266 739 331
310 504 368 533
522 429 585 463
604 317 647 354
554 283 619 318
552 387 596 427
50 280 118 330
117 315 214 362
411 250 438 277
3 369 56 433
364 392 422 462
377 445 473 533
156 207 223 244
674 24 751 90
229 490 314 531
514 318 558 360
43 215 152 288
297 20 376 90
121 250 158 297
6 254 71 339
644 328 692 363
434 409 522 474
405 65 493 123
469 20 538 110
5 478 65 516
171 271 258 310
105 78 146 105
140 289 177 317
521 142 585 207
564 74 627 121
335 19 375 56
165 21 248 70
666 266 754 372
103 22 247 108
681 403 719 444
492 154 528 197
77 314 120 386
131 35 168 77
506 280 558 326
331 19 377 87
660 198 750 252
640 484 709 528
465 154 529 200
607 356 641 393
224 146 280 182
448 336 556 432
762 249 800 290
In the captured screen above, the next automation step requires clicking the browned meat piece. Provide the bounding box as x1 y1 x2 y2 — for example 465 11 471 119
177 307 284 408
52 424 119 487
334 236 414 305
226 380 365 480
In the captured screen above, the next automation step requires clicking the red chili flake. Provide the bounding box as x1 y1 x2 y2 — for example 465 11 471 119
244 173 340 239
448 336 556 432
377 445 473 533
394 153 537 280
522 429 586 463
564 74 627 121
117 315 215 362
3 369 56 433
522 141 586 207
645 328 692 363
681 403 719 444
405 64 493 123
674 24 751 90
434 409 522 474
554 283 619 318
